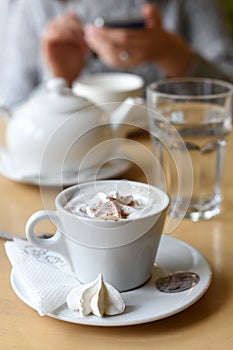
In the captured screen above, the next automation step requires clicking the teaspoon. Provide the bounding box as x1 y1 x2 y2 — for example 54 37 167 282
0 230 53 241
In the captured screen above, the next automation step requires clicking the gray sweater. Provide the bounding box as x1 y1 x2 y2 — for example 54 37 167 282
1 0 233 107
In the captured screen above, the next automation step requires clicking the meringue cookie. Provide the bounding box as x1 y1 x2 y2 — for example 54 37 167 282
67 274 125 317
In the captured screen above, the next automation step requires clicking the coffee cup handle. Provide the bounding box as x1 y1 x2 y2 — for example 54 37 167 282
26 210 66 257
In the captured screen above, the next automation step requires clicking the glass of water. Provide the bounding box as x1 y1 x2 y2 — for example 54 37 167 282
147 78 232 222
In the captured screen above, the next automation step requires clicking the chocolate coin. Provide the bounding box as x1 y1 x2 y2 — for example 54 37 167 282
155 272 200 293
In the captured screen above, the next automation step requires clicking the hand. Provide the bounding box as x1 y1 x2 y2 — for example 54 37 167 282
85 5 195 76
42 13 90 84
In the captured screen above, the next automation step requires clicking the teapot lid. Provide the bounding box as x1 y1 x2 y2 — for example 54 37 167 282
23 78 93 116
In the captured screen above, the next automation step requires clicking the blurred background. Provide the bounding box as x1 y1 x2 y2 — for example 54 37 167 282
0 0 9 75
220 0 233 33
0 0 232 87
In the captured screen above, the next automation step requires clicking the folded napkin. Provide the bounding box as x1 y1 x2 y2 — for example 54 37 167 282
5 239 80 316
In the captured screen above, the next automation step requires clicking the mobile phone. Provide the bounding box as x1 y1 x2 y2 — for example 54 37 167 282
94 17 145 29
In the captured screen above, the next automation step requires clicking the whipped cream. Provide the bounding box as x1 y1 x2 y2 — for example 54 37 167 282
65 191 154 220
66 274 125 317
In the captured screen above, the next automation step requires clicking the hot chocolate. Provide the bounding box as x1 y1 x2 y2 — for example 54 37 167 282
64 190 157 220
26 180 169 291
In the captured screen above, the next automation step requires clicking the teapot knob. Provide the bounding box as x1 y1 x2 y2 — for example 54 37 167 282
46 78 70 95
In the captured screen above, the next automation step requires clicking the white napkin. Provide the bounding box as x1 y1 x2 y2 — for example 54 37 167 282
5 239 80 316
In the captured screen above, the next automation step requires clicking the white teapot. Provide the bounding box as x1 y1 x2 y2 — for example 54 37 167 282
0 78 145 181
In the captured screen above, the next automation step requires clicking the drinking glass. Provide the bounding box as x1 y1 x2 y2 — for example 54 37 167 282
147 78 233 221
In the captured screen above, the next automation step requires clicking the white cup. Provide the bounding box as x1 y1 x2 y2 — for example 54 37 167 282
73 72 145 112
26 180 169 291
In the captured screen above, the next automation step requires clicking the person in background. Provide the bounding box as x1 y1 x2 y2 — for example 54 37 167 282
0 0 233 108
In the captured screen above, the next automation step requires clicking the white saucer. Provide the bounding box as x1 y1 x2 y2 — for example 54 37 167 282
10 235 212 327
0 151 131 186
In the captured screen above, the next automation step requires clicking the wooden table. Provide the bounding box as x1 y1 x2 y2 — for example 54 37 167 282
0 132 233 350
